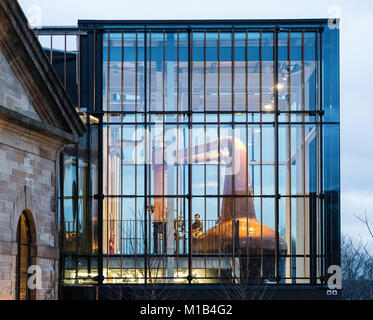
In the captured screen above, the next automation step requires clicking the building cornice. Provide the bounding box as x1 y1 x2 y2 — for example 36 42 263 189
0 104 78 145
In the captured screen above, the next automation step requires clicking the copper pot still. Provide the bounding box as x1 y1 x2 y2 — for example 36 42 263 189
154 136 287 256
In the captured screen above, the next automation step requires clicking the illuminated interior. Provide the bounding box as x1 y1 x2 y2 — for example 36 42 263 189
56 22 340 286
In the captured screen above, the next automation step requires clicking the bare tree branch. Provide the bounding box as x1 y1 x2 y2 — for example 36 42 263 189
354 211 373 239
342 212 373 300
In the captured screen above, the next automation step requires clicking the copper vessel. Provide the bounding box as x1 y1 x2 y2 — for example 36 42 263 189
153 136 287 256
188 137 287 256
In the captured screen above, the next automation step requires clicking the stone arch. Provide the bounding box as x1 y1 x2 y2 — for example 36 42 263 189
12 186 40 244
20 210 37 246
15 210 37 300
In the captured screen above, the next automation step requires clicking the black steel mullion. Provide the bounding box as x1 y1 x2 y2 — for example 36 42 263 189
231 29 236 279
217 29 222 274
259 30 264 278
312 30 320 284
162 30 166 266
104 194 321 199
105 30 111 278
149 30 152 114
319 28 325 282
287 29 293 281
274 28 280 282
37 25 324 34
147 31 152 269
134 31 139 276
176 31 180 272
204 30 207 114
120 31 124 278
100 109 323 116
71 27 323 33
144 29 148 284
301 29 307 281
203 29 207 276
177 31 180 114
187 29 193 284
96 30 104 297
245 29 250 265
309 30 316 284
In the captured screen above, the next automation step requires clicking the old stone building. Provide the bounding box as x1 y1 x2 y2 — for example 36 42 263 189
0 0 84 300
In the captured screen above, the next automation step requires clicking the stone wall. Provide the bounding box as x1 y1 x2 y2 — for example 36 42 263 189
0 121 62 300
0 1 83 301
0 50 40 121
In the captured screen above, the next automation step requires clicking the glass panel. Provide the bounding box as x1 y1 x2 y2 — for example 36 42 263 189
220 32 232 112
233 32 246 112
63 155 77 252
278 32 289 113
261 32 274 118
322 28 340 122
60 25 338 286
147 32 163 112
78 159 87 251
90 123 99 254
192 32 204 112
247 32 260 112
323 124 340 267
304 32 316 113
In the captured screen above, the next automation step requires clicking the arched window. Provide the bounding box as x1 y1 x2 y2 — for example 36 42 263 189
16 211 35 300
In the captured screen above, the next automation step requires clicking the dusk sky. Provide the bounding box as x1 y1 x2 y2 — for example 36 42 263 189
18 0 373 246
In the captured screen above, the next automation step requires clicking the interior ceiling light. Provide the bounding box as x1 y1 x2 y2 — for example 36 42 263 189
264 104 274 111
277 83 284 90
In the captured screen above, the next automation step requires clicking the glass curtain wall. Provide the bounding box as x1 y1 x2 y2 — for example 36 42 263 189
57 23 339 286
59 116 99 284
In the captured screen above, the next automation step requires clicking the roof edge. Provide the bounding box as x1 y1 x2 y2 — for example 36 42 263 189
0 104 78 144
78 18 334 26
0 0 86 138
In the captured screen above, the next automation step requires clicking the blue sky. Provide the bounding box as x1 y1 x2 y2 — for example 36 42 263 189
18 0 373 245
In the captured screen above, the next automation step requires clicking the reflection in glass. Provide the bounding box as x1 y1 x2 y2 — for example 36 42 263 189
60 25 339 286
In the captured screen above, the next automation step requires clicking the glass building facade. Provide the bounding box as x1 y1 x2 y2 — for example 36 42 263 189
40 20 339 294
